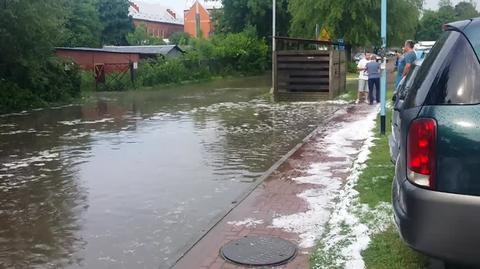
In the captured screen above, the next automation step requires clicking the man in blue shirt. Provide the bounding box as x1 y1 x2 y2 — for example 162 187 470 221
366 55 381 105
396 40 417 87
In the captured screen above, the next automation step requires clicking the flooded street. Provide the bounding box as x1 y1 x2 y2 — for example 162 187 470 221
0 76 345 269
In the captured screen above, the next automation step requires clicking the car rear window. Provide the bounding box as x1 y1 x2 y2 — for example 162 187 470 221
403 32 452 108
404 30 480 107
425 32 480 105
464 24 480 61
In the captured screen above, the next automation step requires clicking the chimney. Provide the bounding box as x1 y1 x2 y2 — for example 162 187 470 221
167 8 176 19
129 1 140 12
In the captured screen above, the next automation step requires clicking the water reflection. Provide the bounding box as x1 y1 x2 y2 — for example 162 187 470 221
0 76 344 268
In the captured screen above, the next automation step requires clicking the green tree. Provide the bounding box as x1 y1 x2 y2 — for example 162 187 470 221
0 1 81 112
439 0 453 7
455 1 479 20
416 1 477 41
169 32 191 45
126 24 166 45
218 0 290 38
0 0 66 87
388 0 423 46
289 0 422 47
416 10 446 40
62 0 103 47
97 0 134 45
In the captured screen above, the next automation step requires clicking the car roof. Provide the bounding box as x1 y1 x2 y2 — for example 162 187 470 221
444 17 480 32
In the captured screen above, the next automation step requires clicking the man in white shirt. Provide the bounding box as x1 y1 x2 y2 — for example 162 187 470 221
356 53 370 103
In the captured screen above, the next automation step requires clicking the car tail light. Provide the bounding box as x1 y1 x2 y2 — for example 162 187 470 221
407 118 437 189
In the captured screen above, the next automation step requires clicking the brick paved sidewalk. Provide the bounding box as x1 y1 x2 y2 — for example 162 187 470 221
172 104 377 269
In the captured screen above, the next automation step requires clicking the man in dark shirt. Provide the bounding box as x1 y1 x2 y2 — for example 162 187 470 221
366 55 381 105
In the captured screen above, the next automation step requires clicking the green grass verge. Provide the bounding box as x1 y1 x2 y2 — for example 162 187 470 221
355 108 394 208
355 89 430 269
312 82 429 268
363 226 429 269
338 73 359 102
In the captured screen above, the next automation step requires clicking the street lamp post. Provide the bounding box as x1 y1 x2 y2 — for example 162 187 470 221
380 0 387 134
272 0 276 91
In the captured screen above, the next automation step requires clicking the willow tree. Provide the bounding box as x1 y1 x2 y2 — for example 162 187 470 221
97 0 134 45
289 0 423 47
62 0 103 48
416 1 478 41
218 0 291 38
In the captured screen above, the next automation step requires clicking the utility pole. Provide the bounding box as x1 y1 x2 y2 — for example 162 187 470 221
380 0 387 134
272 0 276 91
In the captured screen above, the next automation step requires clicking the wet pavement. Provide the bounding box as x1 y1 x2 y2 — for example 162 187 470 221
0 76 348 269
173 104 378 269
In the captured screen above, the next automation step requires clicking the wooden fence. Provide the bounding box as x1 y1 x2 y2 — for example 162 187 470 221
273 37 347 101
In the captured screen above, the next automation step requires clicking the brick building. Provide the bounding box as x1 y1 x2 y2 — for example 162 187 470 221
184 0 222 39
128 1 184 39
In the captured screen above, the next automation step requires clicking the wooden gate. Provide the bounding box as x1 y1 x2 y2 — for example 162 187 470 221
273 37 347 101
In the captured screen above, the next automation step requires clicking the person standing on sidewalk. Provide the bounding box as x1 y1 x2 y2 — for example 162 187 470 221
366 55 381 105
356 53 370 103
395 50 403 88
397 40 417 84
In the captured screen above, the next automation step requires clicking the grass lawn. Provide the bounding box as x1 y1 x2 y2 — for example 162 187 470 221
310 79 429 269
356 117 430 268
355 87 429 269
340 73 360 102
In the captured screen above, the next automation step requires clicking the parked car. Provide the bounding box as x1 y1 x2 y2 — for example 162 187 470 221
387 50 397 57
414 41 436 59
388 59 422 163
353 52 382 63
392 18 480 266
353 52 365 63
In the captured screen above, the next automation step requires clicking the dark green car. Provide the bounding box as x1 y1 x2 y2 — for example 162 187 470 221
392 18 480 265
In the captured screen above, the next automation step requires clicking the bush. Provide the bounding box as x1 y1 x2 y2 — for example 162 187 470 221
137 58 189 86
0 57 82 113
348 62 358 74
34 58 82 102
210 29 269 74
80 71 96 92
135 29 269 88
0 81 45 114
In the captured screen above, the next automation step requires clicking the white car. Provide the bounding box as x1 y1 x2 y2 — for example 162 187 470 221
414 41 435 59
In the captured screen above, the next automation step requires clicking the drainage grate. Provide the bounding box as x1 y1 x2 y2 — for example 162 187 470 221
220 236 297 266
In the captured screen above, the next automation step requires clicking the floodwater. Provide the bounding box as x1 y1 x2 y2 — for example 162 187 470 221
0 76 344 269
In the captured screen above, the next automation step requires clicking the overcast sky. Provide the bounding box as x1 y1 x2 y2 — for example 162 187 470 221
147 0 479 17
425 0 479 10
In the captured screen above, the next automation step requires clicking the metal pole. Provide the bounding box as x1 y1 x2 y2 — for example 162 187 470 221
380 0 387 134
272 0 276 90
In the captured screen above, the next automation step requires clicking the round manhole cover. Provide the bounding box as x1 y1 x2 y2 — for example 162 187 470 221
220 236 297 266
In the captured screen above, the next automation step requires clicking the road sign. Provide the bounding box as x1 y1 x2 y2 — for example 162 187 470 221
337 38 345 50
319 27 331 41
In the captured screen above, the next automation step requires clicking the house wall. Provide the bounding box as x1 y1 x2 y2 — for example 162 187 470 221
56 50 140 73
184 2 212 38
133 19 183 39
